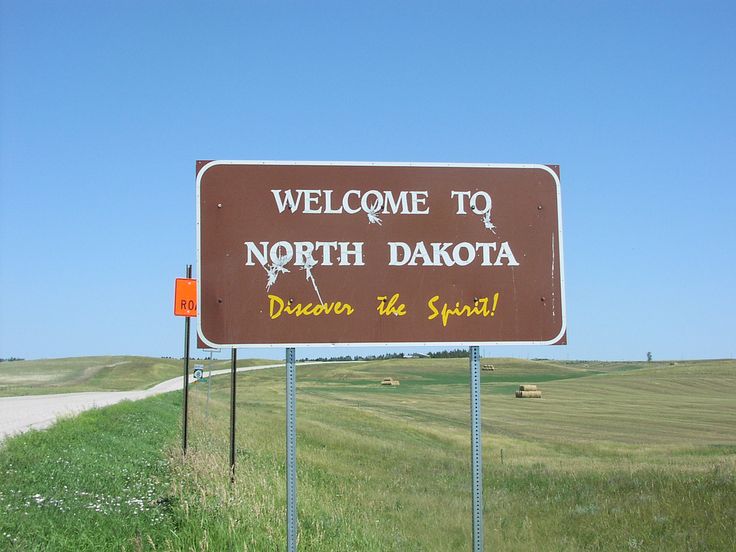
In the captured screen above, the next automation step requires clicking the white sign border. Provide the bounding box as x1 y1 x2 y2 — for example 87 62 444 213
196 160 566 349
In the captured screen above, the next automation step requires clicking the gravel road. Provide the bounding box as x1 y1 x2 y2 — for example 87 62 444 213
0 363 286 441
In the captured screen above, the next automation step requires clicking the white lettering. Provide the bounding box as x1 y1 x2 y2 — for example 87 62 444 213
470 191 492 214
495 241 519 266
360 190 384 213
408 241 434 266
294 241 315 265
410 191 430 214
323 190 343 214
431 242 455 266
342 190 361 214
245 241 269 266
388 242 411 266
338 242 364 266
270 241 294 263
451 191 471 214
270 189 431 215
245 241 366 267
301 189 322 214
319 241 339 266
382 191 409 214
271 189 303 213
386 241 519 267
453 243 475 266
477 242 497 266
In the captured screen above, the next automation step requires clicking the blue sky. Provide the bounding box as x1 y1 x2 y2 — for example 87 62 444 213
1 1 734 361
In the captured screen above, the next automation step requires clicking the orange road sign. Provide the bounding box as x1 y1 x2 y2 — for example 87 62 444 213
174 278 198 317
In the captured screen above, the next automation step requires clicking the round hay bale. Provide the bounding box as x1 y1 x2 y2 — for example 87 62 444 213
515 390 542 398
519 384 538 391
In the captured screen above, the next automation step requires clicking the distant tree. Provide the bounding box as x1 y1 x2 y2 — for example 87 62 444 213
647 352 653 362
428 349 469 359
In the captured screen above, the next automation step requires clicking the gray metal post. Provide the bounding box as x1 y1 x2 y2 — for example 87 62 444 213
286 347 297 551
206 368 212 418
182 264 192 454
230 348 237 482
469 345 484 551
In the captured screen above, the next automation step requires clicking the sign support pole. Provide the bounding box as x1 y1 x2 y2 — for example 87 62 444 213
230 347 237 483
469 345 484 551
181 264 192 454
206 368 212 418
286 347 297 552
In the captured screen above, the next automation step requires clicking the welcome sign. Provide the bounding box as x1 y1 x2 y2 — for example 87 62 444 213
197 161 565 348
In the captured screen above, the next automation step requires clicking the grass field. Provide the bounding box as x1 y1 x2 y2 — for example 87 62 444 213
1 357 734 550
0 394 182 550
0 356 273 396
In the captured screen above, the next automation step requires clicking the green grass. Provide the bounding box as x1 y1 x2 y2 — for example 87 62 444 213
168 357 735 551
0 356 275 396
0 394 182 551
1 357 734 550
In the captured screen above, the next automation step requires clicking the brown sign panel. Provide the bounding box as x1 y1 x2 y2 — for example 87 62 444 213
196 336 219 351
197 161 565 348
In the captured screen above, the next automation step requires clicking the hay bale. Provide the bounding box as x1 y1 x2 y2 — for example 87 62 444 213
515 390 542 398
482 364 495 371
519 384 538 391
381 377 400 386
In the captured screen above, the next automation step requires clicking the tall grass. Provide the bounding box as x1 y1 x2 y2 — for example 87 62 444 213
163 358 735 551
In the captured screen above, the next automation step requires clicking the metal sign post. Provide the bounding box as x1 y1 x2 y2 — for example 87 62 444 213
181 264 192 454
230 348 237 483
469 346 483 551
206 368 212 418
286 347 297 552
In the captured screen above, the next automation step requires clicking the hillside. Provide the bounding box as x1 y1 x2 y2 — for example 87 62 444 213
0 356 272 396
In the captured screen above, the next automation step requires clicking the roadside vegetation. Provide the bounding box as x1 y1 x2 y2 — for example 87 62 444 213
1 357 734 550
0 394 182 550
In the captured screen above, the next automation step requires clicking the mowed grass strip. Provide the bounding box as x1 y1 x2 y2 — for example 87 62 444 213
168 358 735 551
488 360 736 449
0 393 182 551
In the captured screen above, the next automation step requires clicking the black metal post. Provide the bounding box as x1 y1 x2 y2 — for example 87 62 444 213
182 264 192 454
230 347 237 482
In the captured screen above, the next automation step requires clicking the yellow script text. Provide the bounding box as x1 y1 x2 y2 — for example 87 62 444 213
427 293 499 327
269 294 355 319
